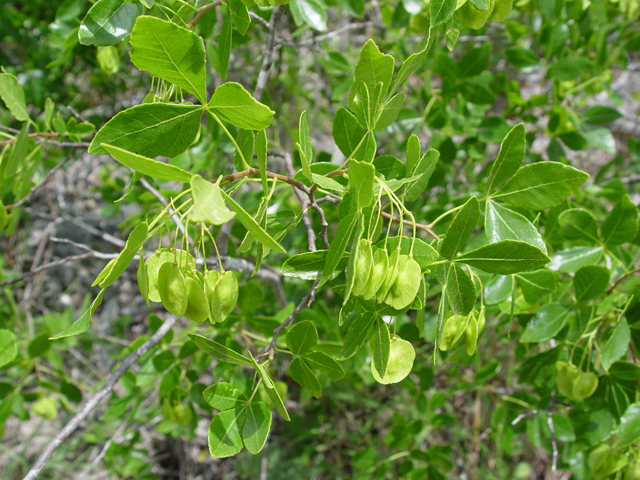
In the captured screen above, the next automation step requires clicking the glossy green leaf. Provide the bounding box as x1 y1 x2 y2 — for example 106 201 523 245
6 124 29 178
440 196 480 260
302 351 345 380
294 0 328 32
208 82 275 130
456 240 551 275
96 222 147 288
548 246 603 273
447 263 476 316
102 144 193 182
601 318 630 372
485 200 546 253
349 159 375 209
188 334 253 366
558 208 599 243
485 123 525 195
209 408 245 458
520 302 571 343
290 357 322 398
286 321 318 356
233 129 254 171
573 265 610 302
280 250 348 281
50 290 105 339
229 0 251 35
389 33 432 93
299 111 313 171
515 270 557 304
582 106 623 125
332 108 365 157
339 312 376 360
374 92 405 130
430 0 457 27
0 330 17 368
547 56 592 81
79 0 144 46
242 402 271 454
620 402 640 446
371 319 390 377
0 73 29 121
348 39 395 109
90 104 203 157
219 189 286 253
493 162 589 210
217 11 232 80
609 362 640 382
189 175 235 225
601 194 639 247
484 275 513 304
130 16 206 103
203 382 247 410
404 149 439 202
318 213 359 287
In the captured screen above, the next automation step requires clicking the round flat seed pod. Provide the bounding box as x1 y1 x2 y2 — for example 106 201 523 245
377 248 400 301
439 314 469 351
384 255 421 310
158 262 188 317
362 248 389 300
465 315 479 356
555 361 581 400
489 0 512 21
137 253 149 307
184 275 209 323
210 271 239 323
477 307 486 333
572 371 599 401
145 249 196 303
371 336 415 384
352 239 374 297
204 270 221 324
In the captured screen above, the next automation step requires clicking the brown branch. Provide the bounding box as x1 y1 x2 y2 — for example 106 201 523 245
0 131 59 146
219 167 309 192
22 316 178 480
380 211 440 241
187 0 225 27
253 6 283 102
607 266 640 294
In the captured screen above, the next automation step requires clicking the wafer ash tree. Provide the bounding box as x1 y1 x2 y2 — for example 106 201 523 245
1 0 640 478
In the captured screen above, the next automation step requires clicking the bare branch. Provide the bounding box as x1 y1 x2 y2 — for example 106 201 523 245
253 7 283 102
22 316 178 480
380 211 441 241
187 0 225 27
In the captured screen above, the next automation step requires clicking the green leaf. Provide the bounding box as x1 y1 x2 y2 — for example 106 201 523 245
101 144 193 182
352 130 376 163
548 246 603 273
220 189 286 253
50 290 105 339
492 162 589 210
620 402 640 446
406 134 420 177
520 303 571 343
280 250 348 281
458 43 491 78
203 382 247 410
515 270 557 304
547 56 592 82
89 104 203 157
348 39 395 109
573 265 610 302
609 362 640 382
190 175 235 225
233 129 255 171
447 263 476 316
96 222 147 288
294 0 328 32
339 312 376 360
0 330 17 368
130 16 206 103
456 240 551 274
248 353 290 421
5 124 29 178
371 319 390 377
485 123 525 195
601 194 639 247
242 402 271 454
302 351 345 380
485 200 546 253
374 236 438 271
601 318 630 372
0 73 29 121
208 82 275 130
229 0 251 35
440 196 480 260
79 0 143 46
188 334 253 366
430 0 457 27
389 32 433 93
217 11 232 80
505 46 540 70
349 159 375 209
318 213 359 287
208 408 245 458
311 173 347 193
286 320 318 356
299 110 313 169
374 92 405 130
332 108 365 157
582 106 623 125
373 155 404 180
484 274 513 304
404 149 439 202
289 357 322 398
558 208 600 243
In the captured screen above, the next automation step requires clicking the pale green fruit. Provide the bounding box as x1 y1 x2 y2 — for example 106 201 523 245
352 239 374 297
362 248 389 300
572 371 598 401
377 248 400 300
489 0 513 21
439 314 470 351
465 315 479 356
184 275 209 323
209 271 239 323
158 262 188 317
384 255 421 310
555 361 581 400
371 336 415 385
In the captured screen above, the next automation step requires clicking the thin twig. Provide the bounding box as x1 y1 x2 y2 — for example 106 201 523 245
0 131 58 146
22 316 178 480
380 211 440 241
607 266 640 294
186 0 225 27
5 157 72 210
253 6 283 102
